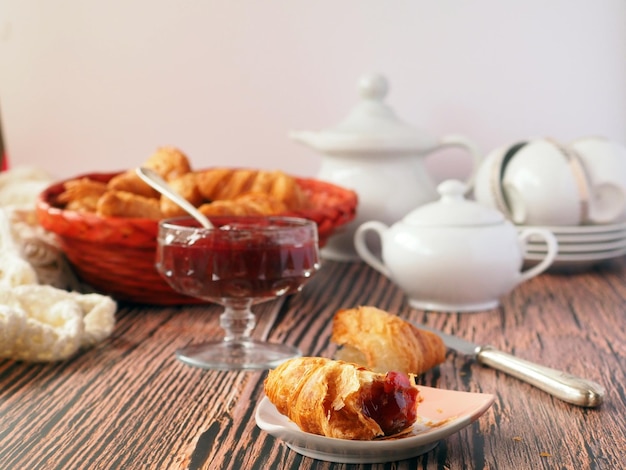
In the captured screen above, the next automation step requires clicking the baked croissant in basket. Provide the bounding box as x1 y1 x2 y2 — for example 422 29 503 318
54 147 314 219
331 306 446 375
159 172 205 217
196 168 309 211
96 190 163 219
198 192 288 217
263 356 421 440
57 177 109 213
107 146 192 199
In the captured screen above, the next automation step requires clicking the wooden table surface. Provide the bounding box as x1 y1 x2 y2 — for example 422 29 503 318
1 256 625 470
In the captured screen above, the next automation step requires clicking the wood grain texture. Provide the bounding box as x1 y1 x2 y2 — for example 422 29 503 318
0 257 624 470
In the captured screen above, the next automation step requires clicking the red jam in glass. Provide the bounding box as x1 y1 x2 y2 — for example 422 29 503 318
360 371 419 436
157 218 319 302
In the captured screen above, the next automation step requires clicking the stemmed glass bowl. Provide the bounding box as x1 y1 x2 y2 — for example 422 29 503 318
156 215 321 370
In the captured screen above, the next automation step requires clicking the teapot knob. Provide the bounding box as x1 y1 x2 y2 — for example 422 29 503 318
437 179 469 201
358 74 389 101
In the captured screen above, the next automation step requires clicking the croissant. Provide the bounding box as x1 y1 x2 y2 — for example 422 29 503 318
160 173 205 217
331 306 446 375
57 177 109 212
198 192 288 217
143 146 192 182
263 356 421 440
108 146 192 198
96 190 163 219
196 168 309 210
107 170 159 199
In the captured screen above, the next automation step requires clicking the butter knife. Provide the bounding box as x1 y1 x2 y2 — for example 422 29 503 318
416 323 605 408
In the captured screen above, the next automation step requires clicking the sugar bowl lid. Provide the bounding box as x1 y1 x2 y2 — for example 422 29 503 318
289 73 438 154
403 180 505 227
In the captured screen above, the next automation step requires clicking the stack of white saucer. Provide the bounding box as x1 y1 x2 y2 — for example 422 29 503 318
522 222 626 270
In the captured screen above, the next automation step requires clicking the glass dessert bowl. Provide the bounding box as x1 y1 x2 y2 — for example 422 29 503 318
156 215 321 370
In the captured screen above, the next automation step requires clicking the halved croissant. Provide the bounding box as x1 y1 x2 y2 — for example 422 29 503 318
331 306 446 375
263 356 421 440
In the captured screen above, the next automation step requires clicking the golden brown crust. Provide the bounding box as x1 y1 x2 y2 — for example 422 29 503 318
160 173 204 217
196 168 309 210
107 170 158 199
64 199 99 213
51 147 311 219
57 178 109 212
331 306 446 375
96 191 163 219
197 192 288 217
264 357 388 440
143 146 192 182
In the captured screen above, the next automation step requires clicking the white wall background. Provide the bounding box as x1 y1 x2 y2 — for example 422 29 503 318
1 0 625 182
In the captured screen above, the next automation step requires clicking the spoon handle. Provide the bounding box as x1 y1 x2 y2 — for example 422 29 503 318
135 167 214 229
476 345 605 407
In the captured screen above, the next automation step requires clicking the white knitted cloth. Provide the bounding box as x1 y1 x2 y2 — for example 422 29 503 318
0 167 117 362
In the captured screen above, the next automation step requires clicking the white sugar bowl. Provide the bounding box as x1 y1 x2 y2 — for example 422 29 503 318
354 180 558 312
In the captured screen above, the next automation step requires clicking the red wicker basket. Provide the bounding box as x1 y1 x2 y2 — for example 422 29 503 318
36 171 357 305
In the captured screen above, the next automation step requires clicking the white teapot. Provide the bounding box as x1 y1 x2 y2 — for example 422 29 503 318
354 180 558 312
290 73 483 261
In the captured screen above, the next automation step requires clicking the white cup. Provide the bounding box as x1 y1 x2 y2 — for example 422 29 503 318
570 136 626 223
473 143 511 215
503 138 591 226
477 138 589 226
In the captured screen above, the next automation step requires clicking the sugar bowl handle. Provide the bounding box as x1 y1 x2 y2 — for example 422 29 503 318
354 221 391 277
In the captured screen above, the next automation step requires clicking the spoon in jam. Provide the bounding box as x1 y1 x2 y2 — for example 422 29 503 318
135 167 214 229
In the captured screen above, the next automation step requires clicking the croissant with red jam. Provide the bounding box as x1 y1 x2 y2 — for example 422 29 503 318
263 356 421 440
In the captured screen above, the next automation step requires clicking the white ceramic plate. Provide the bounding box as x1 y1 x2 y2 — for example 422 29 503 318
255 386 495 464
525 246 626 261
524 246 626 271
526 237 626 254
518 221 626 235
526 230 626 244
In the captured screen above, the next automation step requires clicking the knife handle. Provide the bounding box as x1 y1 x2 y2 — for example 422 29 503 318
475 345 605 407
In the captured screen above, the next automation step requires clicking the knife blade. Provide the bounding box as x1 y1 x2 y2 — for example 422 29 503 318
416 323 605 408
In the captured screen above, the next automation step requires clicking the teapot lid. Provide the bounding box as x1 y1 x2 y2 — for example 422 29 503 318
292 74 437 154
403 180 505 226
